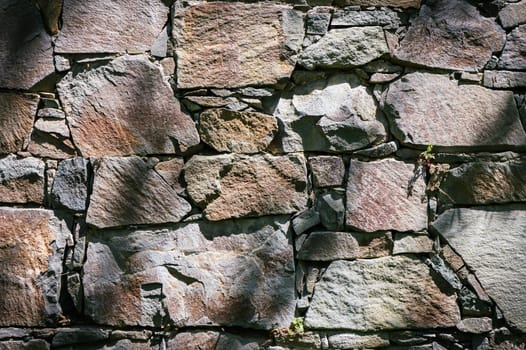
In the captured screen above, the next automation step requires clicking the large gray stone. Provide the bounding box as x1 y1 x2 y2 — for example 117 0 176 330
51 158 89 211
484 71 526 89
498 1 526 29
86 156 192 228
0 208 71 326
0 155 45 204
0 93 39 154
385 72 526 151
309 156 345 188
185 154 307 221
174 3 303 89
0 0 55 89
299 27 388 70
438 160 526 205
274 74 387 152
394 0 505 71
57 55 199 157
331 9 399 28
198 109 278 153
55 0 168 53
305 256 460 330
346 159 427 232
83 216 295 329
298 231 392 261
432 205 526 332
0 340 49 350
498 25 526 70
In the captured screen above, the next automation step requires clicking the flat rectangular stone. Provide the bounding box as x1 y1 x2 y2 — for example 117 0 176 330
484 71 526 88
498 1 526 29
333 0 421 7
0 93 39 154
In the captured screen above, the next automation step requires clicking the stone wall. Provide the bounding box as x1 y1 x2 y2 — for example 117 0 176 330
1 0 526 349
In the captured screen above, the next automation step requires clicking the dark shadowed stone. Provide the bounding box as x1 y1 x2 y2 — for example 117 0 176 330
299 27 388 70
316 189 345 231
385 72 526 151
346 159 427 232
57 55 199 157
432 205 526 332
55 0 168 53
305 256 460 330
484 71 526 88
51 158 89 211
0 340 49 350
333 0 421 7
36 0 62 34
0 0 55 89
0 208 70 326
292 208 321 235
498 25 526 70
198 109 278 153
274 74 387 152
52 328 110 347
185 154 307 221
394 0 505 71
438 160 526 205
173 3 304 89
298 231 392 261
498 1 526 29
0 155 45 204
83 216 295 329
0 93 39 154
309 156 345 187
86 157 191 228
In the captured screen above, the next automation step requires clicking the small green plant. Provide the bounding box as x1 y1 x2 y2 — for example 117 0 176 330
288 317 305 336
418 144 436 166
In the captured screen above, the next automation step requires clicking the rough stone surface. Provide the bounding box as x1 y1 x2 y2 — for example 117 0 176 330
333 0 421 7
394 0 505 71
0 93 39 154
57 55 200 157
298 231 392 261
346 159 427 232
299 27 388 70
0 208 70 326
456 318 493 334
498 25 526 70
274 74 387 152
316 189 345 231
385 72 526 150
305 256 460 330
438 160 526 205
0 155 45 204
174 3 303 89
185 154 307 221
198 109 278 153
27 133 76 160
0 340 49 350
484 71 526 88
309 156 345 188
306 12 331 35
34 119 70 139
52 328 110 347
87 156 192 228
432 205 526 332
51 158 89 211
498 1 526 29
328 332 390 349
331 9 399 28
0 0 55 89
154 158 184 193
83 217 295 329
292 208 321 235
55 0 168 53
393 233 434 254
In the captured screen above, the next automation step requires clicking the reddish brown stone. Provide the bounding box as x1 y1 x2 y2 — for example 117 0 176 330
0 93 39 154
173 3 303 88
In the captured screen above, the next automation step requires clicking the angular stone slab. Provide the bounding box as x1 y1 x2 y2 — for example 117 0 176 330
298 231 392 261
328 332 389 349
0 0 55 89
57 55 199 157
299 27 388 70
274 74 387 152
431 205 526 332
0 208 71 326
484 71 526 89
439 160 526 205
331 9 399 28
185 154 307 221
0 155 45 204
83 216 295 329
0 93 39 154
334 0 421 7
167 331 267 350
51 158 89 211
498 1 526 29
305 256 460 330
174 3 304 88
346 159 427 232
385 72 526 151
309 156 345 188
498 25 526 70
394 0 505 72
55 0 168 53
86 156 191 228
198 109 278 153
